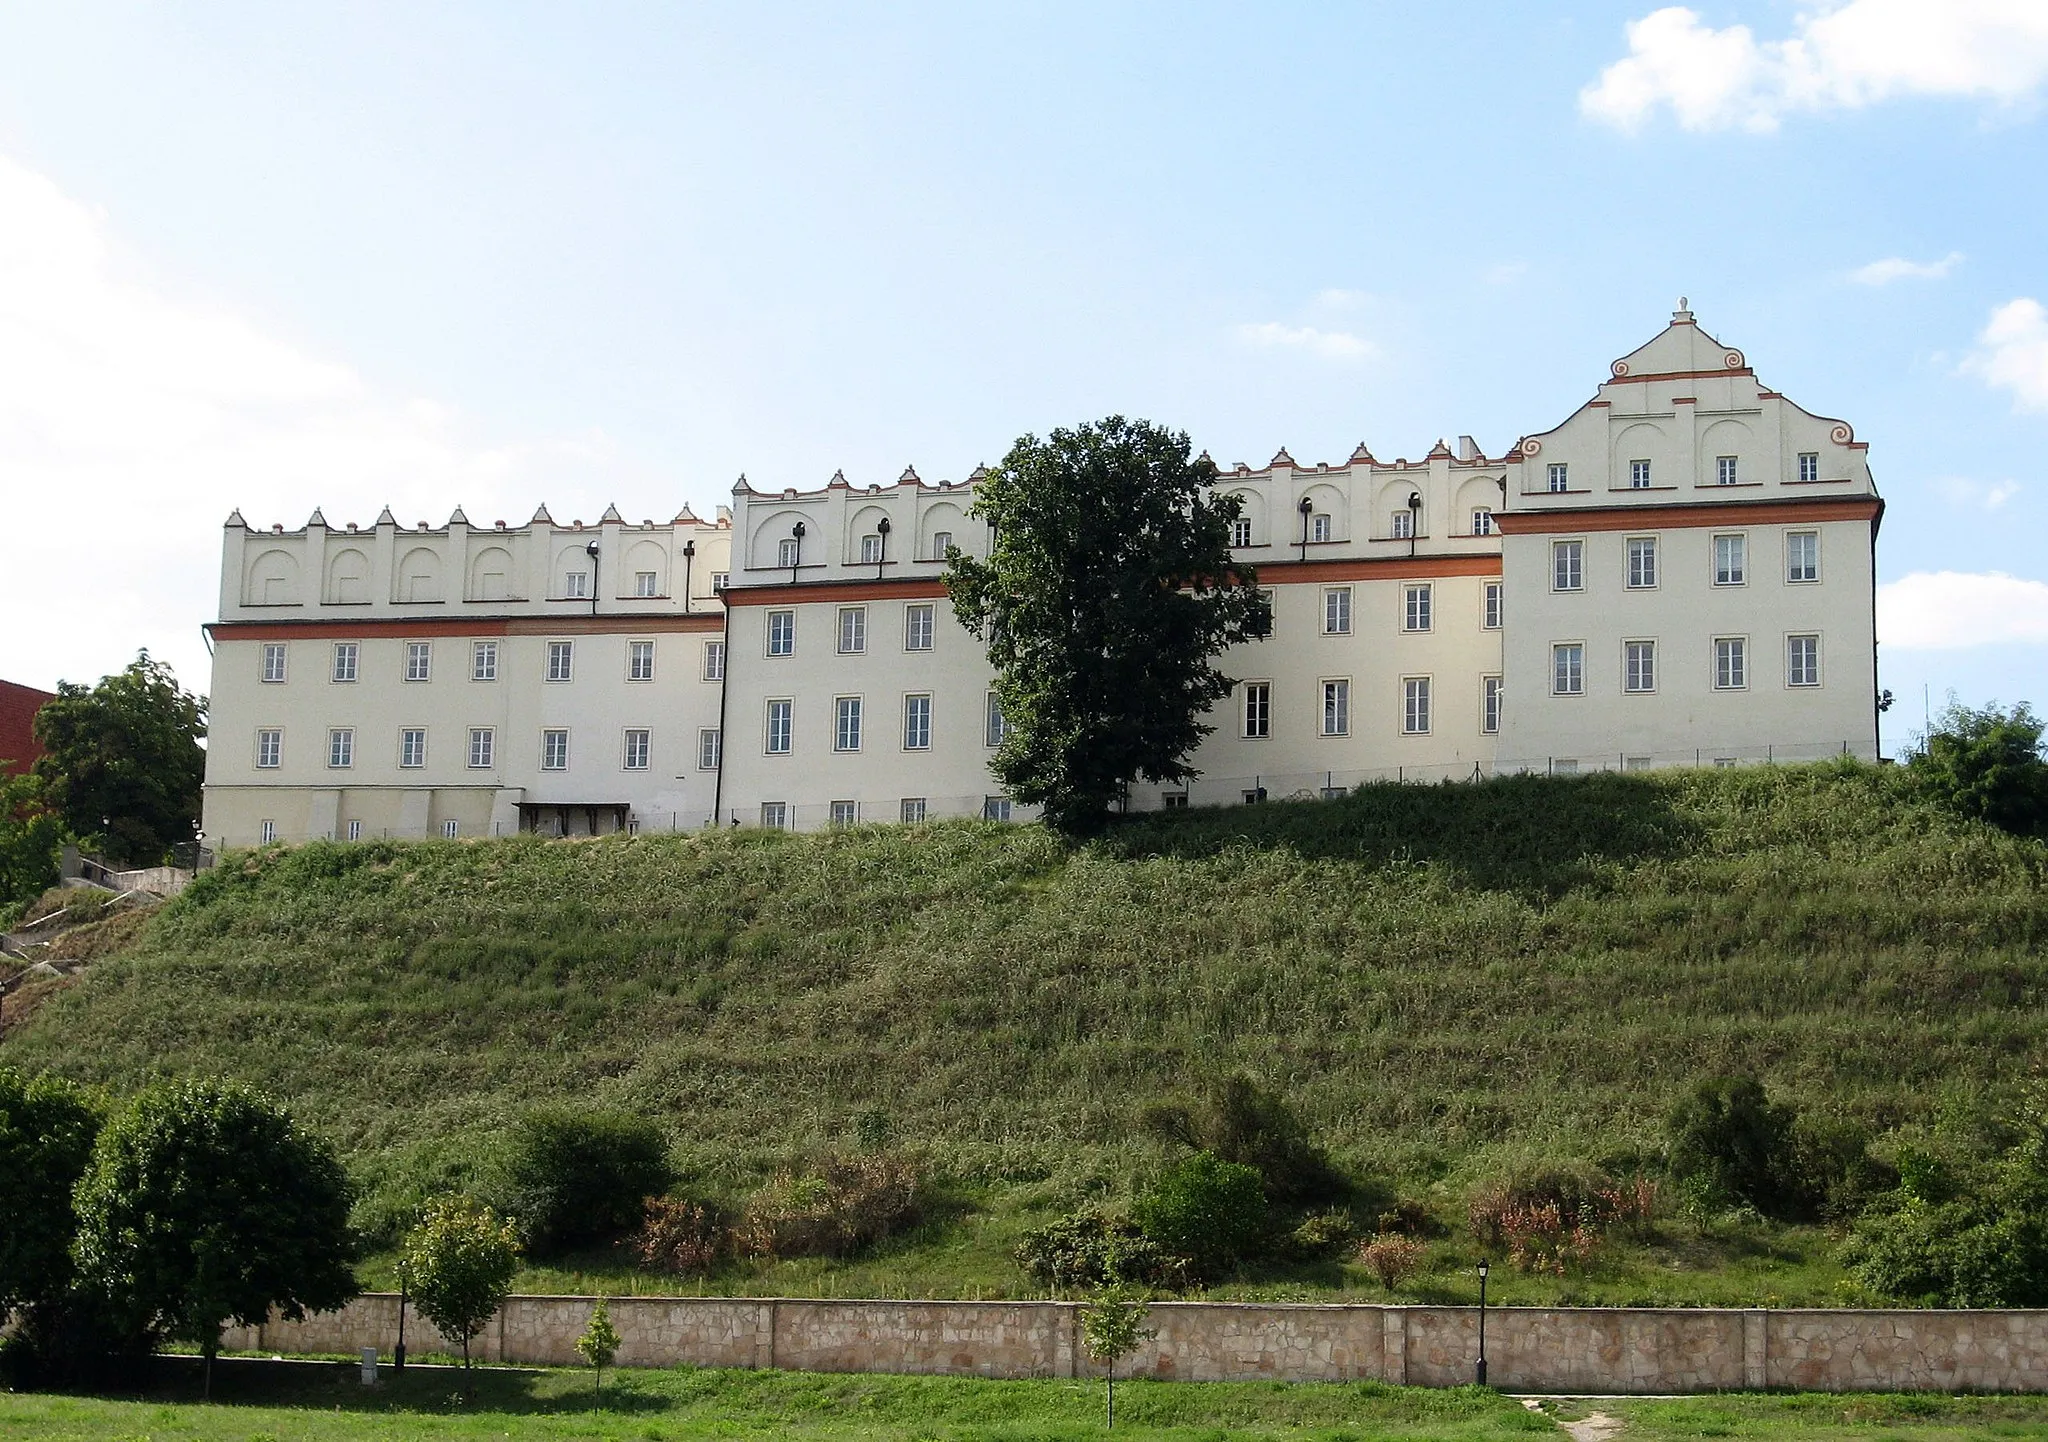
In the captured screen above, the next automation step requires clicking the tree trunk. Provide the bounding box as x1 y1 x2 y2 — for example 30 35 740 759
463 1335 473 1402
1106 1361 1114 1431
203 1342 214 1402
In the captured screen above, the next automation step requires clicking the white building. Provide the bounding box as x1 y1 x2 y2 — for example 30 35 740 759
202 307 1881 843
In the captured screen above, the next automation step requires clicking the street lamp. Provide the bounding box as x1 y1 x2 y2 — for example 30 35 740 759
1475 1259 1490 1385
1297 495 1313 561
1406 491 1423 558
788 521 805 581
875 516 892 578
584 539 600 616
682 538 696 614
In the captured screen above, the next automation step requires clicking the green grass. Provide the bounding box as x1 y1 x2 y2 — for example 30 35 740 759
1555 1392 2048 1439
6 761 2048 1303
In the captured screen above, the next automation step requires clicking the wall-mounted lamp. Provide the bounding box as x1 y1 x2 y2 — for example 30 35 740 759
682 538 697 614
584 539 600 615
874 516 892 578
1297 495 1314 561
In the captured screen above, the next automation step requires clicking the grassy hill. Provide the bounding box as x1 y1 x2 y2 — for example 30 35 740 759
6 760 2047 1304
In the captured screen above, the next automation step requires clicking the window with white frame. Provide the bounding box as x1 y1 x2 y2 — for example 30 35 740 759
404 641 431 682
1553 759 1580 776
931 530 952 558
838 606 867 654
1552 643 1584 695
1630 459 1652 489
565 569 590 598
1402 677 1431 734
628 639 655 682
1391 509 1414 540
830 800 858 827
1787 634 1821 687
468 727 494 768
776 537 800 568
761 801 790 829
698 727 721 771
985 692 1008 747
1548 463 1569 492
546 640 574 681
1626 536 1657 589
623 729 650 770
703 639 725 680
710 571 729 591
256 728 282 768
1230 516 1253 547
347 819 363 841
1713 533 1747 586
835 696 863 751
1798 452 1820 483
634 570 659 597
767 610 795 657
1321 679 1350 736
905 603 934 651
1243 681 1271 739
983 796 1012 822
903 693 932 749
1483 581 1502 630
332 642 359 683
472 640 498 682
1404 584 1431 632
1163 792 1190 809
260 819 277 844
1715 637 1748 689
1323 586 1352 635
400 728 426 768
261 643 287 683
1717 455 1739 486
328 728 354 768
1625 640 1656 693
1552 539 1583 591
1482 676 1502 735
1311 513 1332 543
766 699 793 754
901 798 927 822
1472 507 1494 536
1787 531 1819 583
860 533 883 565
442 818 460 839
541 729 569 770
1625 756 1652 772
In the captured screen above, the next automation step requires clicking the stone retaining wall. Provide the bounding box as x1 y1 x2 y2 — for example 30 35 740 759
220 1296 2048 1393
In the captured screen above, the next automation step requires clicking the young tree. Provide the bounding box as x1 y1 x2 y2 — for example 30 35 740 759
403 1196 521 1390
575 1295 622 1405
70 1079 357 1398
0 1067 101 1323
1906 700 2048 838
1078 1283 1153 1430
946 417 1272 835
31 652 206 865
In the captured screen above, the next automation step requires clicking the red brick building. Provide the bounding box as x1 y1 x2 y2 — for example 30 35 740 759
0 679 55 777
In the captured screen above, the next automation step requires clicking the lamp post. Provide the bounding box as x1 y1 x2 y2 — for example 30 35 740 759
1407 491 1423 558
788 521 805 582
682 538 696 614
1297 495 1313 560
1475 1259 1490 1385
394 1268 408 1373
875 516 891 579
584 538 600 616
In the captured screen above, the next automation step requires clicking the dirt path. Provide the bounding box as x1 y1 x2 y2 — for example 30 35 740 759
1520 1398 1624 1441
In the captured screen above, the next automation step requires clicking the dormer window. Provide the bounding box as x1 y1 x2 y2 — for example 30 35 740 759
1310 513 1332 543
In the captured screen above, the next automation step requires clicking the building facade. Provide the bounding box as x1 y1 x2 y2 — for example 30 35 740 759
201 308 1881 844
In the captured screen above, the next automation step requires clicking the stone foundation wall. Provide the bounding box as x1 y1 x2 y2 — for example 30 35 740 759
221 1297 2048 1393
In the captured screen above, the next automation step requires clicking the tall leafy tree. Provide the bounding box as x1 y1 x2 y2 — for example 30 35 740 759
403 1196 521 1388
946 417 1271 834
0 1067 101 1324
1906 700 2048 838
0 774 68 922
71 1079 357 1397
32 652 206 865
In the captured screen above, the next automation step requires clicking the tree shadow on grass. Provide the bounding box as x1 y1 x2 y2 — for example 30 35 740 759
1095 772 1701 898
99 1354 672 1417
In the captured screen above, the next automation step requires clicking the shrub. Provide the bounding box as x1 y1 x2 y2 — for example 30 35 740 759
0 1067 100 1322
1497 1200 1599 1275
1140 1074 1348 1204
1593 1175 1661 1241
1286 1207 1358 1259
1357 1233 1426 1290
1906 700 2048 837
1666 1076 1797 1217
633 1196 727 1275
1014 1210 1186 1290
733 1153 924 1260
497 1108 673 1256
1373 1197 1442 1239
1784 1114 1896 1221
1131 1151 1268 1282
1466 1158 1609 1248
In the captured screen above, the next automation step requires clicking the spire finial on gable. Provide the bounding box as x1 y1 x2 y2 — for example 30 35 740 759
1674 296 1694 323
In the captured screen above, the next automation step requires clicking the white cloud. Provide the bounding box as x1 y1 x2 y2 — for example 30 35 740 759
1851 251 1963 285
1582 2 2048 133
1965 297 2048 410
1937 476 2021 511
0 153 616 695
1233 321 1378 362
1878 571 2048 649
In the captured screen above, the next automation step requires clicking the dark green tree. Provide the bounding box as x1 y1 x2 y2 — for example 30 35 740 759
1131 1151 1268 1282
496 1107 673 1256
32 652 206 865
0 774 68 922
1666 1075 1796 1216
946 417 1272 834
1906 700 2048 838
0 1067 101 1323
70 1079 357 1397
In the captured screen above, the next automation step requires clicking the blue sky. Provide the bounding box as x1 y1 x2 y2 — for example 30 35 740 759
1 1 2045 754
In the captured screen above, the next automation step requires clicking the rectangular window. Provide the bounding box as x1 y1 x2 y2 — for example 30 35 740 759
1472 507 1494 536
761 801 790 829
1230 516 1253 547
1788 634 1821 687
1243 789 1266 805
623 728 650 770
1714 533 1747 586
547 640 574 681
472 640 498 682
983 796 1013 822
777 537 800 568
901 797 927 822
260 819 277 844
1625 640 1657 693
1625 756 1652 772
903 694 932 750
766 700 793 755
400 728 426 768
1391 509 1414 540
904 603 934 651
1321 679 1350 737
1323 586 1352 635
405 641 431 682
541 729 569 770
1717 455 1739 486
468 728 494 769
1553 759 1580 776
1482 676 1502 735
1403 584 1431 632
767 610 795 657
1548 463 1569 492
256 728 282 768
565 570 589 599
830 800 858 827
442 818 460 839
838 606 867 654
860 533 883 565
347 819 363 841
698 727 722 771
931 530 952 558
328 728 354 768
628 639 655 682
1553 643 1584 696
634 570 659 597
332 642 359 683
261 643 287 683
1799 451 1820 482
835 696 863 752
710 571 729 591
1630 459 1652 489
1402 677 1431 734
703 640 725 680
1484 581 1502 630
1787 531 1819 583
1311 513 1332 543
1552 540 1583 591
985 692 1008 747
1163 792 1190 809
1626 536 1658 589
1715 637 1748 689
1243 681 1271 739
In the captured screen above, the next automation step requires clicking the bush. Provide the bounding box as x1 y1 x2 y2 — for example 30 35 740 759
733 1153 924 1260
1131 1151 1268 1282
633 1196 727 1275
1906 700 2048 837
497 1108 673 1256
1140 1074 1348 1204
1667 1076 1797 1217
1357 1233 1426 1290
1286 1207 1358 1259
0 1067 100 1322
1466 1158 1610 1247
1373 1197 1442 1239
1013 1210 1186 1290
